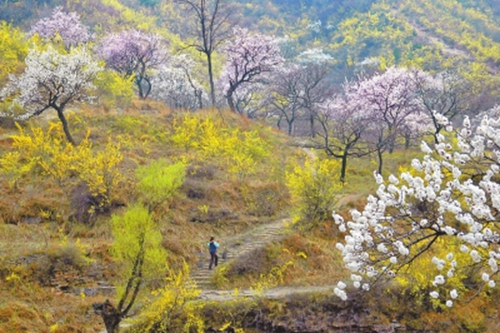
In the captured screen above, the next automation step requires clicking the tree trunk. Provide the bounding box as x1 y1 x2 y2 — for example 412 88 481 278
309 113 315 138
207 52 216 107
404 133 410 150
136 77 144 99
340 153 348 183
55 106 76 146
226 88 236 113
377 148 383 176
93 300 122 333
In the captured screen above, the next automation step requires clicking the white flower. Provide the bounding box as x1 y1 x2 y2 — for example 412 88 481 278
430 291 439 299
433 275 445 285
450 289 458 299
482 273 490 282
446 300 453 307
390 256 397 264
389 174 399 184
334 287 347 300
350 274 362 282
337 281 347 289
488 280 496 288
377 244 388 253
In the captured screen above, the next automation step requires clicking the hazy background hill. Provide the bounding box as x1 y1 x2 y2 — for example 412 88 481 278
2 0 500 90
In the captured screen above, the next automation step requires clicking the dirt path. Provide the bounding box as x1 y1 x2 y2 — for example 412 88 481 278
189 216 340 303
190 217 292 289
198 285 335 302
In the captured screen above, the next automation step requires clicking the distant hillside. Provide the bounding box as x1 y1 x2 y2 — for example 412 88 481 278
1 0 500 86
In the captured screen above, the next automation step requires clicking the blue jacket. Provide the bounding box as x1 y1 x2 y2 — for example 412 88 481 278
208 241 219 253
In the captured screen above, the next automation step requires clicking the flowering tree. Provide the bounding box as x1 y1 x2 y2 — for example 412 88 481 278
96 29 167 99
356 67 429 174
315 86 374 182
30 6 92 48
333 114 500 308
150 54 208 110
0 46 102 145
220 27 284 113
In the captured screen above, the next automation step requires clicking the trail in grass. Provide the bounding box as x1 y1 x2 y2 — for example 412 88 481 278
189 216 337 302
190 217 293 290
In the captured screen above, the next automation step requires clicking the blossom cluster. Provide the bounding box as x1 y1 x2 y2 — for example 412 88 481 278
334 113 500 306
30 7 92 47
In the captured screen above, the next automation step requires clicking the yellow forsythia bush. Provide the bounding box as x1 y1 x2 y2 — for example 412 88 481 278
0 122 123 204
286 156 343 226
171 114 270 178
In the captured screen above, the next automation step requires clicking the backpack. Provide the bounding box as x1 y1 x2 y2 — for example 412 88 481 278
209 241 217 253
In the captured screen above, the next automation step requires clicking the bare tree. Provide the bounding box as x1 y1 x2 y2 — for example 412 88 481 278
411 70 478 144
176 0 234 106
296 62 332 138
269 64 304 135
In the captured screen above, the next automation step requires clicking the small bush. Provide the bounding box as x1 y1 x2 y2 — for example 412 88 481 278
286 157 343 227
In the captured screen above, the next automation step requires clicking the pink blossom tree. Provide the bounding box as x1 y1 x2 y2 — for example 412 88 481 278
0 46 102 145
219 27 284 113
333 114 500 308
315 83 375 182
354 67 430 174
30 6 92 48
96 29 167 99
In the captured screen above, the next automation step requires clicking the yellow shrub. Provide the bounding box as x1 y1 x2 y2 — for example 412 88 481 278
131 261 204 333
0 122 123 206
171 114 271 178
286 156 343 226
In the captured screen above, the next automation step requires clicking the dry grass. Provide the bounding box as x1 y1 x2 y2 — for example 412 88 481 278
1 106 495 332
0 107 298 330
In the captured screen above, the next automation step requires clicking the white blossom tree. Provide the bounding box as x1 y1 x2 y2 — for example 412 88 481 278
333 114 500 308
150 54 208 110
0 46 102 145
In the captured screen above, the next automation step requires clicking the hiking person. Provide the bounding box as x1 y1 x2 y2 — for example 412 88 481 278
208 236 219 270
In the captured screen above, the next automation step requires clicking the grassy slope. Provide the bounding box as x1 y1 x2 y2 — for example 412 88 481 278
0 103 298 332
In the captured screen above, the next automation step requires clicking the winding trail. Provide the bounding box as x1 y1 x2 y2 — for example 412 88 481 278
190 217 292 290
190 217 338 301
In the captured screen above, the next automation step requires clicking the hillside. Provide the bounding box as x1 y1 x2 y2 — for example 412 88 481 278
0 106 301 331
1 0 500 332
